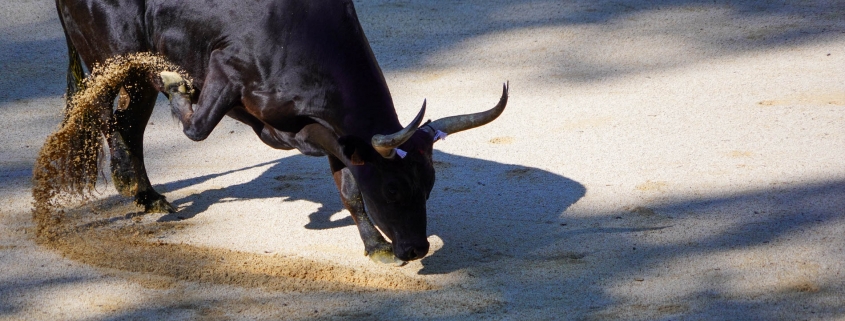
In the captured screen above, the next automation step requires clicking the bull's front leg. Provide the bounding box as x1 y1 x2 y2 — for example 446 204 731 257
329 156 405 266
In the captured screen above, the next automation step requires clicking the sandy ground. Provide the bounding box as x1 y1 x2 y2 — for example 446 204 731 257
2 0 845 320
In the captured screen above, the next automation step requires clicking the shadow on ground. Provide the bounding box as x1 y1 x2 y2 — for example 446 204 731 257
2 0 844 319
0 19 66 103
360 0 845 78
153 157 349 228
151 151 587 240
2 0 843 103
421 179 845 319
8 153 842 319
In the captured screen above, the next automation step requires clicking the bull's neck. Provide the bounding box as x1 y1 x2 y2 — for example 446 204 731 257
330 73 403 140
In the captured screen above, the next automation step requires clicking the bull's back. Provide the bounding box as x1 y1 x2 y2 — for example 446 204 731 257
59 0 390 119
58 0 258 93
58 0 326 85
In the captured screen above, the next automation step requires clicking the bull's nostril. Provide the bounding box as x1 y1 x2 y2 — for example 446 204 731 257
398 243 429 261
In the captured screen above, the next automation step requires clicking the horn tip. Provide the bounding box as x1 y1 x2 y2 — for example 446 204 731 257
418 100 426 119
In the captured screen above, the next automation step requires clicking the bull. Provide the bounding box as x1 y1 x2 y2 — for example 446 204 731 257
56 0 507 264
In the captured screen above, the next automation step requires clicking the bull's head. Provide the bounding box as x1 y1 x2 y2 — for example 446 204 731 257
339 83 509 262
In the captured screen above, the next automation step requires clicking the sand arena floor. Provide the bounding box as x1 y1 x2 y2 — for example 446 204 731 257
1 0 844 319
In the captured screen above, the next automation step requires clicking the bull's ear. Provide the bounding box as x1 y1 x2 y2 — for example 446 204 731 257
338 135 376 166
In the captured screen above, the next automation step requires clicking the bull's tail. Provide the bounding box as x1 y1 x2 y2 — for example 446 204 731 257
63 37 86 108
55 0 86 116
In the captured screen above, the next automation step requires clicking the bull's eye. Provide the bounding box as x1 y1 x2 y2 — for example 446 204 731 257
384 183 400 203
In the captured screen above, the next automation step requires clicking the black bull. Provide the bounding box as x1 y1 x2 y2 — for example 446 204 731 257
56 0 508 264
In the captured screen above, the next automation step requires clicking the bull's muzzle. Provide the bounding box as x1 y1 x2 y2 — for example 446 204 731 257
395 239 430 261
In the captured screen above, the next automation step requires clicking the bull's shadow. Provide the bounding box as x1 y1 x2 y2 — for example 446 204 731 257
420 152 585 274
153 150 585 273
155 155 353 229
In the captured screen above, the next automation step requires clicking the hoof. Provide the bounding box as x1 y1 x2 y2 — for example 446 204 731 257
144 198 176 213
367 244 406 267
159 71 192 94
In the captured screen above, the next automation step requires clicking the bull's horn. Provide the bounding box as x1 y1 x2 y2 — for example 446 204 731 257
371 100 426 158
429 82 508 135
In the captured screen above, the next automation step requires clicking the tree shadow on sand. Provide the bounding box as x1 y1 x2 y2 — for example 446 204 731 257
4 0 843 104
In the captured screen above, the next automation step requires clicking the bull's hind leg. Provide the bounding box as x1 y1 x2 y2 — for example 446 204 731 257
328 156 405 266
108 75 176 213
